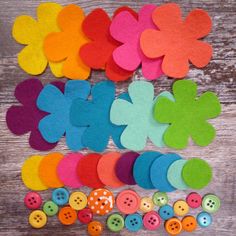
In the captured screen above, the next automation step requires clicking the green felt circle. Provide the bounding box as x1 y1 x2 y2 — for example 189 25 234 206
107 214 124 232
43 200 58 216
152 192 168 206
202 194 221 214
182 158 212 189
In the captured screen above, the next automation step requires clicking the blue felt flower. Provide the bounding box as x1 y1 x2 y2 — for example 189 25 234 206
37 80 91 151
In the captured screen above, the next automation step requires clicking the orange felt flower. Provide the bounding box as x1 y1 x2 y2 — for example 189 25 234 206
43 4 90 80
140 3 212 78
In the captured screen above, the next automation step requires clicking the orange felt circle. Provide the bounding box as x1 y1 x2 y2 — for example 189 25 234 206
181 216 197 232
58 206 77 225
97 152 124 188
38 152 64 188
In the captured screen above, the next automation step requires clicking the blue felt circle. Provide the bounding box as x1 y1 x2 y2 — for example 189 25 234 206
158 205 174 220
133 151 162 189
150 153 182 192
52 188 69 206
125 213 143 232
197 212 212 228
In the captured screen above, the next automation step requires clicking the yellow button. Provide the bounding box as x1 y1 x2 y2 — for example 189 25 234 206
173 200 189 216
29 210 47 228
139 197 154 213
69 191 87 210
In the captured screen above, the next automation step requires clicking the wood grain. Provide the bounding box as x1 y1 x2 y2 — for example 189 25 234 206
0 0 235 235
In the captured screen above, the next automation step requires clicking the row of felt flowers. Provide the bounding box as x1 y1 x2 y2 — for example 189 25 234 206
6 78 221 152
13 2 213 81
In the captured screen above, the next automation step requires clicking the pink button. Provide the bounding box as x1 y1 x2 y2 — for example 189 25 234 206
143 211 161 230
78 208 93 224
186 192 202 208
116 190 141 214
24 192 42 209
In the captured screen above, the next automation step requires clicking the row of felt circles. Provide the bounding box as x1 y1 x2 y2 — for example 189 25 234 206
22 151 212 192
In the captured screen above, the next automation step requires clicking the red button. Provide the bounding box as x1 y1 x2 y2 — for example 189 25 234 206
186 192 202 208
24 192 42 210
78 208 93 224
143 211 161 230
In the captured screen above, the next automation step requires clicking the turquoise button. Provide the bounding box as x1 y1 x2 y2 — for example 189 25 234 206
197 212 212 227
125 213 143 232
52 188 69 206
158 205 174 220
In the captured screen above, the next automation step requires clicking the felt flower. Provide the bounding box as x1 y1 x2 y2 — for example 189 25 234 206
80 7 137 82
110 4 163 80
43 4 90 80
70 81 127 152
154 80 221 149
140 3 212 78
110 81 174 151
12 3 63 77
6 79 64 151
37 80 91 151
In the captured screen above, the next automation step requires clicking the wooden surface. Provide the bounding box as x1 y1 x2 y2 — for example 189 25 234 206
0 0 235 235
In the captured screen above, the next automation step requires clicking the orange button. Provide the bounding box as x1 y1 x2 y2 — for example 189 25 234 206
181 215 197 232
58 206 77 225
88 221 103 236
165 218 182 235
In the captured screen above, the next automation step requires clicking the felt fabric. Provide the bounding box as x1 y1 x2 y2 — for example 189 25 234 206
133 151 162 189
153 80 221 149
57 152 84 188
110 81 174 151
140 3 212 78
12 3 63 77
110 4 163 80
6 79 64 151
37 80 91 151
43 4 90 79
70 81 126 152
150 153 182 192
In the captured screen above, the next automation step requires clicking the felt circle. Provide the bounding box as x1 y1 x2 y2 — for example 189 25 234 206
38 152 64 188
97 152 124 188
115 152 139 185
57 152 84 188
150 153 182 192
167 159 188 190
77 153 104 188
21 155 48 191
182 158 212 189
133 151 162 189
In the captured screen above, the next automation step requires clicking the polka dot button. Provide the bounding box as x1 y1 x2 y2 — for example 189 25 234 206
88 221 103 236
24 192 42 210
165 218 182 235
152 192 168 207
202 194 221 214
158 205 174 220
107 213 124 232
181 215 197 232
43 200 58 216
78 208 93 224
140 197 154 213
116 190 141 214
143 211 161 230
58 206 77 225
29 210 47 228
173 200 189 216
186 192 202 208
52 188 69 206
125 213 143 232
69 191 87 210
88 188 114 215
197 212 212 227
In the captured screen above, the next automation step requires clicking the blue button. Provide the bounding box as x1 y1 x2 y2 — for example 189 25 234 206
125 213 143 232
52 188 69 206
158 205 174 220
197 212 212 227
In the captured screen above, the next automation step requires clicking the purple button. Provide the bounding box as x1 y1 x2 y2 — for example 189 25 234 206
186 192 202 208
24 192 42 209
143 211 161 230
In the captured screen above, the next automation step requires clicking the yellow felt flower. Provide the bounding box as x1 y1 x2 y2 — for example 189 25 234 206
12 3 63 77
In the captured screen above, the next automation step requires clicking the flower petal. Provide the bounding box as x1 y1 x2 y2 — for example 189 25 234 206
49 61 63 77
111 124 126 149
148 122 168 147
66 126 85 151
142 56 163 80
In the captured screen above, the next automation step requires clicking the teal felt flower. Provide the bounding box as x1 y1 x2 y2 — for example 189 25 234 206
153 80 221 149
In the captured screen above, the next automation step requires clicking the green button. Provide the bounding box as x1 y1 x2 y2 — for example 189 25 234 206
152 192 168 206
43 200 59 216
107 213 124 232
202 194 221 214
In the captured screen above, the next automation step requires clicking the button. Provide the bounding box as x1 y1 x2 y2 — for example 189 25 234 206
69 191 87 210
181 215 197 232
158 204 174 220
107 213 124 232
29 210 47 228
125 213 143 232
58 206 77 225
152 192 168 206
202 194 221 213
197 212 212 227
140 197 154 213
43 200 59 216
165 218 182 235
143 211 161 230
52 188 69 206
88 221 103 236
24 192 42 210
186 192 202 208
78 208 93 224
88 188 114 215
116 190 141 214
173 200 189 216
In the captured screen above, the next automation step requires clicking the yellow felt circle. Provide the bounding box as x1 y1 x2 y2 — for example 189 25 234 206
29 210 47 228
139 197 155 213
69 191 88 210
173 200 189 216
